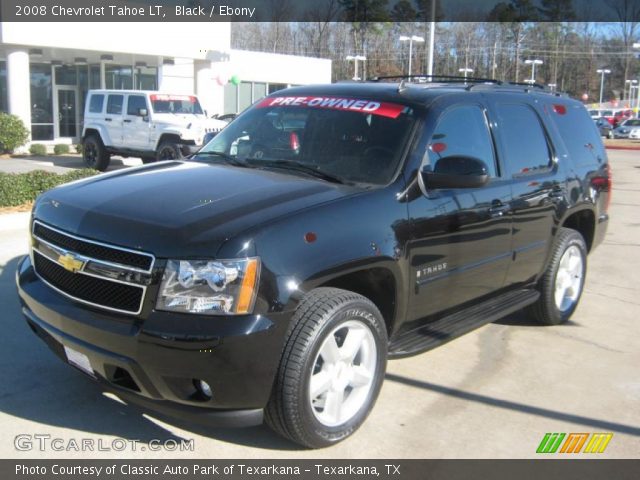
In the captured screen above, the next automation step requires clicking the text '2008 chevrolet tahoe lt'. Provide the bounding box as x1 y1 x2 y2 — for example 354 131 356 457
17 77 611 448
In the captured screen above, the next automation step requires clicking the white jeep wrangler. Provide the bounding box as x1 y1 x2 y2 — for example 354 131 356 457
81 90 227 171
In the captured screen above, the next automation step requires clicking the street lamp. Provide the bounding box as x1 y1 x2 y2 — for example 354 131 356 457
458 68 473 79
346 55 366 81
399 35 425 76
524 59 543 83
596 68 611 106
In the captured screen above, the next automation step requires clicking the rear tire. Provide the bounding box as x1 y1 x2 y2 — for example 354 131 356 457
82 135 110 171
265 287 387 448
527 228 587 325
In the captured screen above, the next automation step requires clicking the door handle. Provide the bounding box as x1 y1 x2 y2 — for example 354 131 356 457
489 201 510 218
123 119 132 123
104 118 112 122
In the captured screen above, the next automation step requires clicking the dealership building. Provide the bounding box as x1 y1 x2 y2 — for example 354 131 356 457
0 22 331 145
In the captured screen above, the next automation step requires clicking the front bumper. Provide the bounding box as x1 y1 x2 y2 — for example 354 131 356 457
16 255 292 428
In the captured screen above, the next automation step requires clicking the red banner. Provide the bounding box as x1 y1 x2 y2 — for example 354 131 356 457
256 96 406 119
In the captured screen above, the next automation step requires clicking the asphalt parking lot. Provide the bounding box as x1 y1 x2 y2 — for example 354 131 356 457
0 150 638 459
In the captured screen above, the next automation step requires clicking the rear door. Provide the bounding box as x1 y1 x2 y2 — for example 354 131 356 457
487 99 565 286
123 94 151 150
104 93 125 147
406 98 513 320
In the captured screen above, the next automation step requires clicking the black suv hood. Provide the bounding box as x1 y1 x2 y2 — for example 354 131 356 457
34 161 358 258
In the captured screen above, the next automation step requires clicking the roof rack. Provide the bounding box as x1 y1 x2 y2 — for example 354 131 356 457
369 74 502 85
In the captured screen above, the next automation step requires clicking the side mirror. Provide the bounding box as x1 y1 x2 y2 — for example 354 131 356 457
421 155 489 189
137 108 148 117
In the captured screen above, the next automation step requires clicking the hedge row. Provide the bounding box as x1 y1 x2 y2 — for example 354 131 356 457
0 169 99 208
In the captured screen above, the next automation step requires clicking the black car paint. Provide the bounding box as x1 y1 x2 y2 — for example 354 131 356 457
16 83 610 425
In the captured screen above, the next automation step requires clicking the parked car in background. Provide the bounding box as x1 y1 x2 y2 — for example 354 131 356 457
589 109 602 120
594 117 614 138
81 90 228 171
613 109 633 127
601 110 615 125
613 118 640 139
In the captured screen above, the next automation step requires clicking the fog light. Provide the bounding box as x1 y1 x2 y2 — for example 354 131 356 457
198 380 213 398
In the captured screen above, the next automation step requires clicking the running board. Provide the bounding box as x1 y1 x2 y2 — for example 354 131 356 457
388 289 539 358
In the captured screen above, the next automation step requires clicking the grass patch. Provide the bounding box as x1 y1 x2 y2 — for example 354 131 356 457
0 169 99 208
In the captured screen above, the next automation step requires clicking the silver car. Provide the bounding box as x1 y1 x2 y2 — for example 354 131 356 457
613 118 640 139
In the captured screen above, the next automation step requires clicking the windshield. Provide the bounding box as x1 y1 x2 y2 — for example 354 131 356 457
623 119 640 126
194 95 415 185
151 94 203 114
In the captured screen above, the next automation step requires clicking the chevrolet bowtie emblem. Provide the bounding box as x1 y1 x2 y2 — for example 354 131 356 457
58 253 84 273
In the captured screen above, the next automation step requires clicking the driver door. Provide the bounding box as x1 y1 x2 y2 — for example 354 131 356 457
406 101 513 321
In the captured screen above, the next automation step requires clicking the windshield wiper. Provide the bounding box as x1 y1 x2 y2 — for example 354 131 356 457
247 159 348 184
192 151 248 167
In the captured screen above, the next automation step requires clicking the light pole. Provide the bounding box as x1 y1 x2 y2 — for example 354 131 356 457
596 68 611 106
458 68 473 79
524 59 543 83
625 79 637 107
346 55 366 81
399 35 425 76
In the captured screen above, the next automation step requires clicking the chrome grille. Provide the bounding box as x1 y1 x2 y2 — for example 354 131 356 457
31 221 155 315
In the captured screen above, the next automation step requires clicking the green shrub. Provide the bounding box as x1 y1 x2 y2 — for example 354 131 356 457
75 143 83 154
29 144 47 156
0 113 30 153
0 169 100 207
53 144 70 155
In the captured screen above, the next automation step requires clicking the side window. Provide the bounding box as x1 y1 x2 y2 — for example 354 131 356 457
548 103 604 166
428 105 497 177
106 94 124 115
88 94 104 113
495 103 552 175
127 95 147 116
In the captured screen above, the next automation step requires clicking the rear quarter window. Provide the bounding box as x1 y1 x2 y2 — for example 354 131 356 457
548 103 605 166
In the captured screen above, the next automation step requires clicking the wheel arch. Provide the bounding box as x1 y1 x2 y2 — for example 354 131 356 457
561 207 596 252
292 263 403 337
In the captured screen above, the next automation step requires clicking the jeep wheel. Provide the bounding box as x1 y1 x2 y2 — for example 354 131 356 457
156 142 183 161
265 287 387 448
527 228 587 325
82 135 110 171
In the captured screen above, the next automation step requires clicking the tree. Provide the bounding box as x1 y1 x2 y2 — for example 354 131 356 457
391 0 417 22
538 0 575 21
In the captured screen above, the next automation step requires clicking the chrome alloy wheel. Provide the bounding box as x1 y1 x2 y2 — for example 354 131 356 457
309 320 377 427
554 245 584 312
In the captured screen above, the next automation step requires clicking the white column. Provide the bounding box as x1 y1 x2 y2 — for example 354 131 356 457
194 60 219 116
7 49 32 143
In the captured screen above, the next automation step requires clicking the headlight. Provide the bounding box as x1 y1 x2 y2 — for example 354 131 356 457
157 258 260 315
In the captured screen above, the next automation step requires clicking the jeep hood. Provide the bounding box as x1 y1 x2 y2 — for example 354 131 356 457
33 161 358 258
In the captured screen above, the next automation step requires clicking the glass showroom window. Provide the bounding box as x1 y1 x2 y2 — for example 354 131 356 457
0 61 7 113
105 65 133 90
135 66 158 90
30 64 54 140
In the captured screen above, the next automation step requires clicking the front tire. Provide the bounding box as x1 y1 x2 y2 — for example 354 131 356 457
265 288 387 448
82 135 110 171
156 141 183 161
527 228 587 325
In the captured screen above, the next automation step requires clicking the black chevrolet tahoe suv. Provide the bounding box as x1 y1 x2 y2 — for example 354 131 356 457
16 77 611 448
